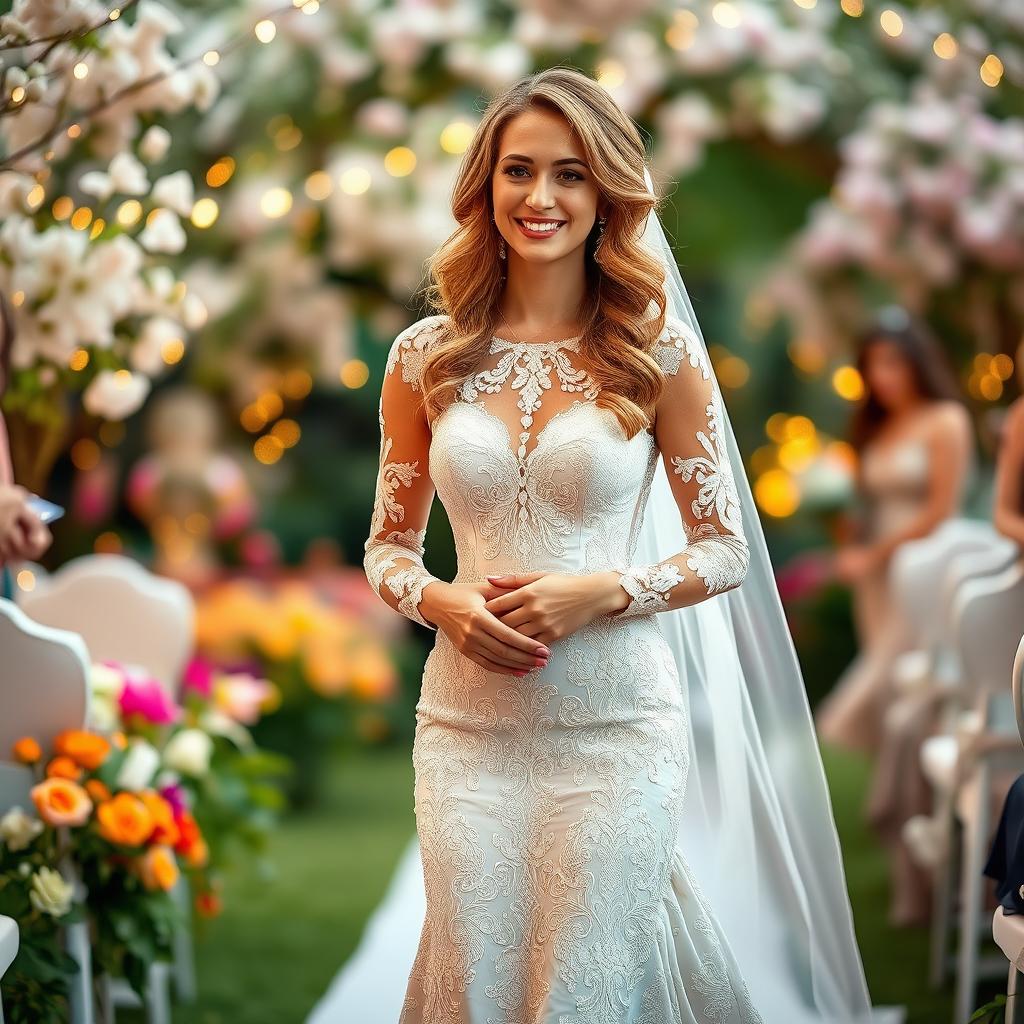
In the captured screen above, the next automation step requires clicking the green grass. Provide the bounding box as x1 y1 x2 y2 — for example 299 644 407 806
116 739 1007 1023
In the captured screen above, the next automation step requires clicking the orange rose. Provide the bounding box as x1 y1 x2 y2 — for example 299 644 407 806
30 777 93 827
136 844 179 891
111 732 128 750
173 810 201 854
139 791 180 847
85 779 111 803
96 793 154 847
46 756 83 781
12 736 42 764
184 835 209 869
195 889 223 918
54 729 111 771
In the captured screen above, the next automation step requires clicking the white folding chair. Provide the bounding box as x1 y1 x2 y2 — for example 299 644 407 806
921 538 1023 987
945 561 1024 1023
0 913 18 1024
0 603 94 1024
16 556 196 1017
18 554 194 697
990 635 1024 1024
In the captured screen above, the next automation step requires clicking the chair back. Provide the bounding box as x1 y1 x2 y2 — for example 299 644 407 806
953 560 1024 731
0 599 90 768
19 554 194 694
890 519 1006 653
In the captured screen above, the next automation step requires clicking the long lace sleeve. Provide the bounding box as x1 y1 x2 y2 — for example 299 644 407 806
363 318 446 631
610 316 750 618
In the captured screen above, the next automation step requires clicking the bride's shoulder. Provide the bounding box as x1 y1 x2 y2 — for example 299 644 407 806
648 313 710 381
385 313 451 392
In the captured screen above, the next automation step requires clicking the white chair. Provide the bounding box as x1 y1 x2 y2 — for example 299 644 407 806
16 556 196 1017
922 538 1023 987
0 603 94 1024
946 561 1024 1023
0 915 19 1024
18 554 194 695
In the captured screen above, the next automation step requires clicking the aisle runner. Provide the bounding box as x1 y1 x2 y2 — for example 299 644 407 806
305 835 425 1024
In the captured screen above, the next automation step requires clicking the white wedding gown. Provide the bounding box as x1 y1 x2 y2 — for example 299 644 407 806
349 312 764 1024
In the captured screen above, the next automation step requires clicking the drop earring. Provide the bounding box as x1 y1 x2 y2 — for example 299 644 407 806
594 215 607 259
494 215 506 259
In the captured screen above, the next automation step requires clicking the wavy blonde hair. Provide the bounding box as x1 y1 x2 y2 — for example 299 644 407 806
416 66 673 440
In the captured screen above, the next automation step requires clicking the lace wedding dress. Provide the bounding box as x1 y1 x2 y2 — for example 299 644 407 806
363 311 761 1024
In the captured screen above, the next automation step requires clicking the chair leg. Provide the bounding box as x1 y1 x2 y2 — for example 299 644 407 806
1009 966 1024 1024
170 876 197 1002
956 770 991 1024
931 793 958 988
64 920 95 1024
144 963 171 1024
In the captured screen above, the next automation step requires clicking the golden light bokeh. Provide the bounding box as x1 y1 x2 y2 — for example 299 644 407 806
69 348 90 372
206 157 235 188
340 359 370 389
933 33 958 59
116 199 142 226
384 147 417 177
255 19 276 43
711 2 742 28
754 469 800 518
440 121 474 155
832 365 864 401
254 435 285 465
339 167 372 195
260 187 293 218
981 54 1004 87
191 197 219 228
304 171 333 201
271 419 302 448
16 570 35 592
879 9 903 36
283 368 313 399
52 195 73 220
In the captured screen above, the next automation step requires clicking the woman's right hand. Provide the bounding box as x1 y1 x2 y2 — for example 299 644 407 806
0 485 51 563
421 581 550 677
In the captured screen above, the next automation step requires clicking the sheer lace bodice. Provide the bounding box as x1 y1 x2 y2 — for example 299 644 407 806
363 313 750 631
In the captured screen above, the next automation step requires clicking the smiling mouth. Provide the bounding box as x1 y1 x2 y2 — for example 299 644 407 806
514 218 566 238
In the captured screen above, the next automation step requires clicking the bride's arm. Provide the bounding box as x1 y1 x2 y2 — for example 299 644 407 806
363 323 444 631
605 316 750 618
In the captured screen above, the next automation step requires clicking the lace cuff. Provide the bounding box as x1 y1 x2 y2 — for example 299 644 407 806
612 560 686 618
364 532 441 631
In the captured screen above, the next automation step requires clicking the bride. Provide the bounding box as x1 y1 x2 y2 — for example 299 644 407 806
361 67 892 1024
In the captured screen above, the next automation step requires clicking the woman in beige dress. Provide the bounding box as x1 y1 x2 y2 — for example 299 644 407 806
815 309 974 925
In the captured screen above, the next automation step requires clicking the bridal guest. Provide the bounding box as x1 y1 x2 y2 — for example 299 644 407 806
816 309 972 752
815 308 974 925
0 293 51 598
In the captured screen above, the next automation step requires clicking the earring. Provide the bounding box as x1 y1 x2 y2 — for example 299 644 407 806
594 216 607 259
493 214 506 260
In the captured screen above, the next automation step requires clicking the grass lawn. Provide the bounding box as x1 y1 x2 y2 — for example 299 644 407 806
118 740 1007 1023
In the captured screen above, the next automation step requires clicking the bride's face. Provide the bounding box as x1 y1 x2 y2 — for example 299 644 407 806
491 107 604 266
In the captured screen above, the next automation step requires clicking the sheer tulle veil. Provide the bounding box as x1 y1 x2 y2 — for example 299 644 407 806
637 166 895 1023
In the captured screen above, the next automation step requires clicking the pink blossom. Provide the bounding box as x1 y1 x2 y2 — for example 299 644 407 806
181 657 214 699
118 675 181 725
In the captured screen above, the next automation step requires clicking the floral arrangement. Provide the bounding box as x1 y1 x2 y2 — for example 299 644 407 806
0 658 289 1023
193 577 400 805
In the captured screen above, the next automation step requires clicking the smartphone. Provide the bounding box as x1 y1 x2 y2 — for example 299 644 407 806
26 495 65 524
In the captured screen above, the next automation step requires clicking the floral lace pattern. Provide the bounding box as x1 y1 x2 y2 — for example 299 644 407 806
364 313 759 1022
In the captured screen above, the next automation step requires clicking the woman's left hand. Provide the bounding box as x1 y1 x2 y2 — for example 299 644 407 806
834 544 884 584
483 571 609 645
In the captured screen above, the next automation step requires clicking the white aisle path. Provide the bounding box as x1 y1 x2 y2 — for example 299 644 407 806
305 835 424 1024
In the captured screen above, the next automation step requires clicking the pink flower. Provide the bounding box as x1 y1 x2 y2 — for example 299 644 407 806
215 673 276 725
118 676 181 726
181 657 214 699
